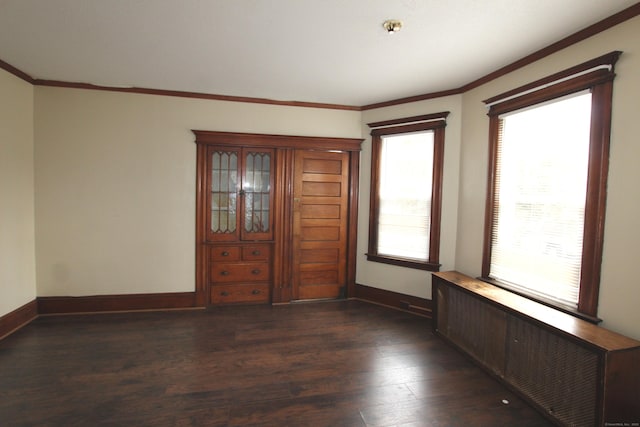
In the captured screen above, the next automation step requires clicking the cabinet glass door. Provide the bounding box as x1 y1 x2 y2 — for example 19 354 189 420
241 150 273 241
208 147 273 242
209 148 239 241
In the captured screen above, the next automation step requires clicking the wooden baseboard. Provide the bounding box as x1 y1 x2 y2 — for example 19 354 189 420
0 300 38 339
353 283 432 318
37 292 200 315
2 287 428 338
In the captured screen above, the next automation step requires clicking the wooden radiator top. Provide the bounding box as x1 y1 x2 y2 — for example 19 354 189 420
433 271 640 352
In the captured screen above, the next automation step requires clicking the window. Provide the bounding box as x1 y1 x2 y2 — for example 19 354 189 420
482 52 620 319
367 112 449 271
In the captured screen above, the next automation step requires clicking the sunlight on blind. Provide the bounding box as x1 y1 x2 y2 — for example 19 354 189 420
490 92 592 308
378 131 434 260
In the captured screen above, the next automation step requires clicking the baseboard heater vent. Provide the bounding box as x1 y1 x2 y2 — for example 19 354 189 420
432 271 640 427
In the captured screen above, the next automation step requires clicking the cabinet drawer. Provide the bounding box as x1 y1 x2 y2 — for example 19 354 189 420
211 283 269 304
210 262 270 282
242 245 270 261
210 246 241 262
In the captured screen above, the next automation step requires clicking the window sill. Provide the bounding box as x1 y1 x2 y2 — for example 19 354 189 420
477 276 602 325
366 254 440 272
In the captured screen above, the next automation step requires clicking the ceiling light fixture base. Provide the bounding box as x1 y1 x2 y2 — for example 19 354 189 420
382 19 403 34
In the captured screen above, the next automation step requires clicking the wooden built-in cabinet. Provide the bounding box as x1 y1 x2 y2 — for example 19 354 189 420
209 244 271 304
194 131 362 306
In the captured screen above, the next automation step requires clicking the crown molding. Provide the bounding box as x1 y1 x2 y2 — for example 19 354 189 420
2 2 639 111
0 58 34 84
361 1 640 110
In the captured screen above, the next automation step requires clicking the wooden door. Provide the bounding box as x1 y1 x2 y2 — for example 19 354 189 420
292 150 349 300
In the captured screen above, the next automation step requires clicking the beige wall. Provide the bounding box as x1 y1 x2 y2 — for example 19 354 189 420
7 12 638 341
356 97 462 299
34 87 361 296
456 16 640 339
0 69 36 317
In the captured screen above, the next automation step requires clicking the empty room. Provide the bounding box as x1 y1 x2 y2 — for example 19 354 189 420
1 1 639 426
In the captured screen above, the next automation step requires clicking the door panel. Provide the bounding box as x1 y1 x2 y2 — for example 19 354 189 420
293 150 349 300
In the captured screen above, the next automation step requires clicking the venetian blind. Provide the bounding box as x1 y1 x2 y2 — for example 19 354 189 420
489 91 592 308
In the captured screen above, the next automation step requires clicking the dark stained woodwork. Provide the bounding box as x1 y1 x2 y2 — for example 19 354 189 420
272 148 295 303
346 151 360 299
210 261 270 282
194 141 209 306
367 112 453 129
204 146 275 243
366 114 448 272
2 5 638 112
0 58 35 83
0 300 554 426
32 79 361 111
362 4 640 110
210 283 270 304
354 283 433 318
193 130 362 152
432 271 640 426
460 4 637 94
37 292 199 314
481 115 501 280
293 150 350 300
207 244 272 305
194 131 362 305
201 143 275 305
483 51 621 115
0 299 38 340
482 52 618 318
579 78 614 316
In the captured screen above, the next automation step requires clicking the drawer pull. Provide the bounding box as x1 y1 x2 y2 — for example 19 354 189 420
252 289 261 295
251 269 261 275
221 251 230 256
252 249 261 256
220 271 230 276
220 291 229 296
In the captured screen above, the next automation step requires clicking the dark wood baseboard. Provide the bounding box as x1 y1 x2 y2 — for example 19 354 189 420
0 299 38 339
2 287 428 339
353 283 432 318
37 292 201 315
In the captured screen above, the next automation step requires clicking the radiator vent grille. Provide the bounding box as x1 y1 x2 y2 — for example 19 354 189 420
438 286 506 375
433 272 640 427
505 315 598 426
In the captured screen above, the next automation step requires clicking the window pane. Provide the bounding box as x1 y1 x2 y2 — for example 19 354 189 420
490 92 592 308
378 131 434 260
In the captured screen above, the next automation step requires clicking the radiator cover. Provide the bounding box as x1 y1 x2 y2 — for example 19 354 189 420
432 271 640 427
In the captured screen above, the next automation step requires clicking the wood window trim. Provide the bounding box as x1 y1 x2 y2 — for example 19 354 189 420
481 52 620 318
366 112 449 271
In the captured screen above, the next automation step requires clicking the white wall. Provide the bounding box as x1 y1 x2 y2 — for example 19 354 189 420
0 69 36 316
356 96 462 299
456 16 640 340
34 87 361 296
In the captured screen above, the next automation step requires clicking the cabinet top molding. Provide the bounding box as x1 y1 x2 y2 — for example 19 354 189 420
192 130 363 152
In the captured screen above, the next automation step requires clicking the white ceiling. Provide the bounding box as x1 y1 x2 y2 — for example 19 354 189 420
0 0 636 107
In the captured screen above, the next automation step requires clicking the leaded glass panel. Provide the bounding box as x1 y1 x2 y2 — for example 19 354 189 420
211 151 238 233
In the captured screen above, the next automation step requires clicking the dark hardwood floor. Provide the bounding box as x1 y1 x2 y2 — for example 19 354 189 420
0 300 553 426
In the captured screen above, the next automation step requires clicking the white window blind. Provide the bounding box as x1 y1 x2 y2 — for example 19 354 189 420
377 131 434 260
489 91 592 308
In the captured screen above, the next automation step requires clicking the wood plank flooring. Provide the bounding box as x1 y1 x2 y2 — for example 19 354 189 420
0 300 553 426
